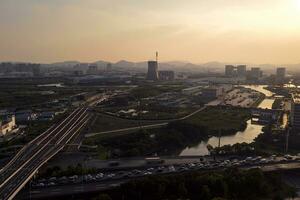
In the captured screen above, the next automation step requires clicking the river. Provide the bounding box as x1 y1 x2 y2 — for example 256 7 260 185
180 120 263 156
242 85 275 109
180 85 273 156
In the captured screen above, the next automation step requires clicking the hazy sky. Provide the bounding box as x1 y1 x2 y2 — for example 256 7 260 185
1 0 300 64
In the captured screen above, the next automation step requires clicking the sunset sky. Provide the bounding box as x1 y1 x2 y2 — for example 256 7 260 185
1 0 300 64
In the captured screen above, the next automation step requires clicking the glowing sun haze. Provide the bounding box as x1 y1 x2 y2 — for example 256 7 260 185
1 0 300 64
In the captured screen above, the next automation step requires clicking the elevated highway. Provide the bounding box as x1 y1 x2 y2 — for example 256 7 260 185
0 107 90 200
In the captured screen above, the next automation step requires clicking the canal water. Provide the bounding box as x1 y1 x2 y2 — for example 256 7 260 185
180 85 273 156
180 120 263 156
242 85 275 109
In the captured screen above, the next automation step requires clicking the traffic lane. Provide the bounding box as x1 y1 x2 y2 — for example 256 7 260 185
0 109 89 199
2 115 90 196
22 161 300 200
0 107 83 179
85 158 207 170
0 108 86 190
20 181 125 200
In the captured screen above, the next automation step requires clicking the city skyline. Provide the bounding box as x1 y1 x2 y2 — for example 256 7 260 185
1 0 300 64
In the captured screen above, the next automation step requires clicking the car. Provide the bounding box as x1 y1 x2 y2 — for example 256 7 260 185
48 177 57 182
59 176 67 182
284 154 293 160
48 182 56 186
143 172 152 175
83 174 93 182
188 163 196 168
156 167 165 173
259 159 268 164
168 166 176 172
96 173 104 179
36 183 45 187
38 179 46 183
132 170 142 176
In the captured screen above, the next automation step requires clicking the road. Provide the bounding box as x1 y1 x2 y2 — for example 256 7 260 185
19 181 125 200
0 107 90 200
85 105 208 138
18 161 300 200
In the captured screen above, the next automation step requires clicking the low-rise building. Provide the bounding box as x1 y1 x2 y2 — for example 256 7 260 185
251 108 281 125
201 85 231 100
0 115 16 136
159 71 175 81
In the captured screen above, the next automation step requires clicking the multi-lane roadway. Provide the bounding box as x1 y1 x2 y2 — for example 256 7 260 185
0 107 90 200
20 156 300 199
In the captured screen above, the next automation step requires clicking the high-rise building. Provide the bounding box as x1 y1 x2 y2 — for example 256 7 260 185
0 63 41 76
225 65 247 77
87 65 98 75
250 67 262 80
291 94 300 131
237 65 247 77
225 65 235 77
106 63 112 72
147 61 159 81
276 67 286 81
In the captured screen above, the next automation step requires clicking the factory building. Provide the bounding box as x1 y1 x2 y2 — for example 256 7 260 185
147 61 159 80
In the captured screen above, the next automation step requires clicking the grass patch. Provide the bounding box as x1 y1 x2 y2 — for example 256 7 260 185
183 106 251 134
89 114 153 133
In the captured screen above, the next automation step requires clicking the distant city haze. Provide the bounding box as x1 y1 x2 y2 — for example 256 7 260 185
1 0 300 64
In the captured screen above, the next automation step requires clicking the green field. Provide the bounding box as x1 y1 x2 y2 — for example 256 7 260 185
0 78 96 109
89 113 154 133
131 84 185 99
84 106 251 158
183 106 250 133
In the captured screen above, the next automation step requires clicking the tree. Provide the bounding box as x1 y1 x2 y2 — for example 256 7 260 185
200 185 211 200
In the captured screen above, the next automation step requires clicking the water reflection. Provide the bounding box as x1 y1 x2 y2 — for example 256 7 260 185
242 85 275 109
242 85 274 97
180 120 263 156
180 85 272 156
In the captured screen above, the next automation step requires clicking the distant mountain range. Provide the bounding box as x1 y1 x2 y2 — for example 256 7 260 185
24 60 300 74
44 60 227 73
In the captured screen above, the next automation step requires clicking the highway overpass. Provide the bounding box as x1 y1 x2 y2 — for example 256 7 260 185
0 107 90 200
